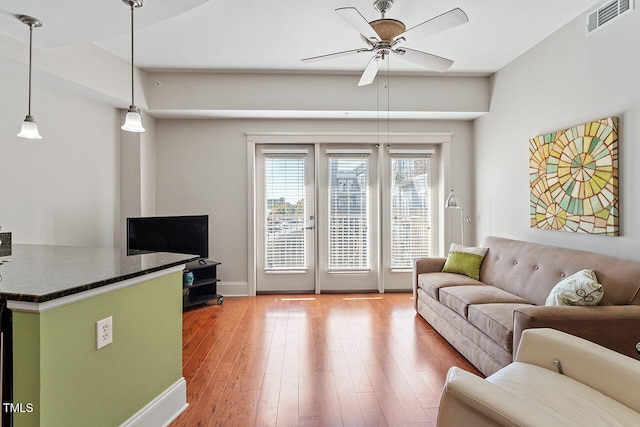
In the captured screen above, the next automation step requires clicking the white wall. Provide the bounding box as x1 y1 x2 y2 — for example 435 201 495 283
0 56 120 247
155 118 474 289
474 9 640 259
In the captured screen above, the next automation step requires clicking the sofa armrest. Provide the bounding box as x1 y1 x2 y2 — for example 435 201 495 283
437 367 564 427
513 305 640 362
412 257 447 308
515 328 640 413
414 257 447 275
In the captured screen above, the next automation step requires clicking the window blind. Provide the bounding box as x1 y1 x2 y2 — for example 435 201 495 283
327 153 370 270
390 154 432 268
263 153 306 270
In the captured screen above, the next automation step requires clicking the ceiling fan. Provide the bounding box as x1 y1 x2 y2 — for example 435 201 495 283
302 0 469 86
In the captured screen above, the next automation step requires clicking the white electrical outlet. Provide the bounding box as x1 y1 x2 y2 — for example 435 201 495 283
96 316 113 349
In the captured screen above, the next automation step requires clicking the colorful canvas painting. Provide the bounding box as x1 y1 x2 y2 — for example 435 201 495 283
529 117 618 235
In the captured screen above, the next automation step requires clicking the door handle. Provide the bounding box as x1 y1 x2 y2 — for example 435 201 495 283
304 226 315 230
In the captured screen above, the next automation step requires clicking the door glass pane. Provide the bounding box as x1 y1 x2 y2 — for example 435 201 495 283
264 154 306 270
390 156 432 268
328 155 370 270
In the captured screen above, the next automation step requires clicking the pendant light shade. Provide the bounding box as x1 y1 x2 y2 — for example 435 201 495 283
121 0 145 133
121 106 145 132
17 15 43 140
17 115 42 139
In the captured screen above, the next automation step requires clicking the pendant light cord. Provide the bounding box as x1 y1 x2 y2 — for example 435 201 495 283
27 23 33 116
130 2 135 107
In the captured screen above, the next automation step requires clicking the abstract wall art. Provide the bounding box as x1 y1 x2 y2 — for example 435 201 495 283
529 117 618 235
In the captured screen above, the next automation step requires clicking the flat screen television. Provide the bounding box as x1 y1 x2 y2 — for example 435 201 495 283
126 215 208 259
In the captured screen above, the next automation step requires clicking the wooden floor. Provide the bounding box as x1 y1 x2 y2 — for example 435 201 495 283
171 293 482 427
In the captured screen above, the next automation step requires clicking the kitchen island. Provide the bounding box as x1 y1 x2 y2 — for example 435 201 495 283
0 244 198 427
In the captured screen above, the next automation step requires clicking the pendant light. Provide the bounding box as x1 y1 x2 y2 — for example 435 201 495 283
17 15 43 140
121 0 145 133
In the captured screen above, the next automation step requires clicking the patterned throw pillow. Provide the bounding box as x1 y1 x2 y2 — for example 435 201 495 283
545 269 604 306
441 243 488 280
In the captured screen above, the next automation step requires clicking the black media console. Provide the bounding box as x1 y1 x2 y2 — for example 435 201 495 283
182 260 223 308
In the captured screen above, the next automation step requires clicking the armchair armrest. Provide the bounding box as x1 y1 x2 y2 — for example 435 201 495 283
515 328 640 413
513 305 640 361
437 367 563 427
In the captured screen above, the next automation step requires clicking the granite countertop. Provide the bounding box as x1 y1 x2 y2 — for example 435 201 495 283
0 244 199 303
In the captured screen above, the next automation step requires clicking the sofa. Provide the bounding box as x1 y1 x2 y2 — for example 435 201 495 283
436 328 640 427
413 236 640 376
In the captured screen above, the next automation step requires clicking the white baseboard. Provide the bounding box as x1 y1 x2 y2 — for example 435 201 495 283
217 281 249 296
120 377 188 427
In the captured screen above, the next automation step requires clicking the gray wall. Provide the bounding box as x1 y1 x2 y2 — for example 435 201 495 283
0 51 120 247
155 118 474 289
474 10 640 258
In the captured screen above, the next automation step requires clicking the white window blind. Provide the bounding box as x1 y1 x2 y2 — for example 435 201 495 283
390 154 432 268
263 153 306 270
327 153 370 270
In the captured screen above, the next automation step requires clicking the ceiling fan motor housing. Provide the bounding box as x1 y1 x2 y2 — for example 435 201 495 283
370 19 406 41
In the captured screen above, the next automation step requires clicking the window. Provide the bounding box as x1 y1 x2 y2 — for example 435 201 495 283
263 152 306 270
390 152 432 268
327 153 370 270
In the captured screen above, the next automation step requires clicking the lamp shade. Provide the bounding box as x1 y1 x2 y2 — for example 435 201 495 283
17 115 42 139
121 107 145 132
445 190 459 208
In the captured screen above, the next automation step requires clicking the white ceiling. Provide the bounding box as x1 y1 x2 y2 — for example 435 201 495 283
1 0 602 76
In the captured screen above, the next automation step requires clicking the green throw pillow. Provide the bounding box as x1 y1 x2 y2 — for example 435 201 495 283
545 269 604 306
442 243 488 280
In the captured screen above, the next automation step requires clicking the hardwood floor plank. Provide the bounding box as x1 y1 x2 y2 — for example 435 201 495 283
356 391 387 427
328 349 366 426
171 293 482 426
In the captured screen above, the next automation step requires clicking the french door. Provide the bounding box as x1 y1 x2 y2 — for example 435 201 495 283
256 145 316 293
255 142 436 293
316 146 379 292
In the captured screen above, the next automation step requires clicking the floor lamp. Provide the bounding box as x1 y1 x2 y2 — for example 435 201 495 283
445 190 471 246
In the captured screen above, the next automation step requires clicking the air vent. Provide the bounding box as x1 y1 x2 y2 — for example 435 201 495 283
587 0 634 34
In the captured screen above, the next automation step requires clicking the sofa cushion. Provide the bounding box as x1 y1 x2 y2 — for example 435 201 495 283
442 243 488 280
417 272 484 300
468 303 533 352
545 269 604 306
439 285 531 319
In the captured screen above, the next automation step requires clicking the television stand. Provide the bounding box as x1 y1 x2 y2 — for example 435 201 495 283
182 260 223 308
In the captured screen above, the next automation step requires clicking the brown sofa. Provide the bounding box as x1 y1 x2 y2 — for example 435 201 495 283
413 236 640 376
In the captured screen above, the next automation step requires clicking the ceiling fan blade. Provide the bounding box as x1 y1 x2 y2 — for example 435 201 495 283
393 8 468 44
302 48 370 63
393 48 454 72
358 55 382 86
336 7 380 43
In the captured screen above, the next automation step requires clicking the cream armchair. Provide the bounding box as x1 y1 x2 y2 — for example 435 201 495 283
437 328 640 427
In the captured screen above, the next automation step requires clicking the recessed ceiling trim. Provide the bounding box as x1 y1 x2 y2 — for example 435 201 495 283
147 109 487 121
